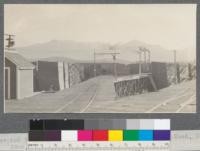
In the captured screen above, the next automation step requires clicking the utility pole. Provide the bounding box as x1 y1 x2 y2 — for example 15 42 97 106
174 50 176 65
5 34 15 50
173 50 177 84
148 50 151 63
144 51 146 64
147 49 151 72
138 51 142 76
113 54 117 79
94 52 120 79
94 50 96 77
139 47 151 73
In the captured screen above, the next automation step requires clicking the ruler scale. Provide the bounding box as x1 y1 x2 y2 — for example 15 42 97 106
26 141 170 151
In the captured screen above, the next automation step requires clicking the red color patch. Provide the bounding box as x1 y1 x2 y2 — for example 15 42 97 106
92 130 108 141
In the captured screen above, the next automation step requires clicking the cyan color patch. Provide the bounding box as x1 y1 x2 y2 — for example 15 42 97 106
139 130 153 141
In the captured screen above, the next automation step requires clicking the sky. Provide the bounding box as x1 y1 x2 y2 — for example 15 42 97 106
5 4 196 50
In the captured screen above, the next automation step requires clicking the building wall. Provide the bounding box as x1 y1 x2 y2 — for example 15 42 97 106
151 62 169 89
99 63 129 76
34 61 171 92
115 63 130 76
99 63 114 75
35 61 85 90
82 63 97 80
73 62 150 81
127 63 151 75
127 64 139 75
5 58 17 99
18 69 34 99
80 63 129 80
37 61 60 91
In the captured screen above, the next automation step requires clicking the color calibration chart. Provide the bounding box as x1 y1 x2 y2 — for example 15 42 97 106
28 119 170 151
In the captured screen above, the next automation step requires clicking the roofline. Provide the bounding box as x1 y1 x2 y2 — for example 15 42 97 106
5 54 35 69
17 67 35 70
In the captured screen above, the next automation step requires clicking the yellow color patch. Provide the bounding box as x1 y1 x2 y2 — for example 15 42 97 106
108 130 123 141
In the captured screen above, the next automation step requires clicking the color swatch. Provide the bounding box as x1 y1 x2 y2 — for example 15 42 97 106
29 119 170 141
44 130 61 141
153 130 171 140
139 130 153 141
78 130 93 141
92 130 108 141
61 130 77 141
108 130 123 141
123 130 139 141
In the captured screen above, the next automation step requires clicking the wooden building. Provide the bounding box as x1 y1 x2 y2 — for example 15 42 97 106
5 51 35 100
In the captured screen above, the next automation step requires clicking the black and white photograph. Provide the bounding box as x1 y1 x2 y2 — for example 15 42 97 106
4 4 196 113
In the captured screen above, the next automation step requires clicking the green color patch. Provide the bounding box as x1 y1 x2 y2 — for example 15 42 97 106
123 130 139 141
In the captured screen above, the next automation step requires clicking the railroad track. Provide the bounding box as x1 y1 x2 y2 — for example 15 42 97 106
54 80 99 113
175 94 196 113
145 88 194 113
80 83 99 113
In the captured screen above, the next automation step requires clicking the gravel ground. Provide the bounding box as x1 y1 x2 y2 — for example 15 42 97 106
5 76 196 113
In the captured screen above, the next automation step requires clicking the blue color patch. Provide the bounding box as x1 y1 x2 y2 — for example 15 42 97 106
139 130 153 141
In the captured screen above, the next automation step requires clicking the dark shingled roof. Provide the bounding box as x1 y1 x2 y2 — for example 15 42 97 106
5 51 35 69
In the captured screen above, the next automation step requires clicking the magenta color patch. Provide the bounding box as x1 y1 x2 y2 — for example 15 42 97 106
78 130 93 141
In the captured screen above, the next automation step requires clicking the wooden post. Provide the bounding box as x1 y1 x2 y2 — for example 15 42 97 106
94 51 96 77
144 51 146 64
63 62 66 88
173 50 177 84
188 63 192 80
176 64 180 83
148 51 151 63
68 63 71 88
113 55 117 80
138 51 142 76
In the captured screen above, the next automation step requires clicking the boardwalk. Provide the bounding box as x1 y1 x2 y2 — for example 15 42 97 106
5 76 196 113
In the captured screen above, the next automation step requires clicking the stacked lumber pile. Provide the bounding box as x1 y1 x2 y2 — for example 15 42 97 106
114 74 157 97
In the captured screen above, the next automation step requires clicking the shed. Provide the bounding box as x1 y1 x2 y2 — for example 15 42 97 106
5 51 35 100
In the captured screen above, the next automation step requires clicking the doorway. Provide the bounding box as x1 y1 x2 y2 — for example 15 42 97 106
5 67 10 100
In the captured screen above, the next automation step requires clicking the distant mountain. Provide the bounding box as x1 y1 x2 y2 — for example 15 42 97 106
30 56 79 63
118 40 195 63
16 40 195 63
17 40 109 61
30 56 132 65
